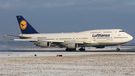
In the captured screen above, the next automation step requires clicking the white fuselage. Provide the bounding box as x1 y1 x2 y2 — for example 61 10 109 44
20 29 133 47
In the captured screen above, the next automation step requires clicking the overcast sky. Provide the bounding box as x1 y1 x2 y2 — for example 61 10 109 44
0 0 135 44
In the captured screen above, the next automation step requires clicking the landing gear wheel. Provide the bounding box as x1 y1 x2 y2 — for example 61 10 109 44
116 44 121 52
79 47 85 51
116 48 120 52
66 48 76 51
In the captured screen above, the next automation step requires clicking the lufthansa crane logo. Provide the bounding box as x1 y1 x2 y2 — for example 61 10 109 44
20 20 27 30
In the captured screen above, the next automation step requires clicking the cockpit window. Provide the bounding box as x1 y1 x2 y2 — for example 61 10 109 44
119 30 124 32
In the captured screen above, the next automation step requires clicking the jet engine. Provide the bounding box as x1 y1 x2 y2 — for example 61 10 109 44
66 43 78 49
39 42 51 47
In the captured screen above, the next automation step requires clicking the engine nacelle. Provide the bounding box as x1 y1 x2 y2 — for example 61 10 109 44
39 42 51 47
66 43 78 49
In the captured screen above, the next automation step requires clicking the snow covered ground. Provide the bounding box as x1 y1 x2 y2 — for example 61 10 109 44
0 52 135 57
0 52 135 76
0 46 134 57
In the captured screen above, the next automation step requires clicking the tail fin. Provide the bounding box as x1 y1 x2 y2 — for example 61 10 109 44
16 15 38 34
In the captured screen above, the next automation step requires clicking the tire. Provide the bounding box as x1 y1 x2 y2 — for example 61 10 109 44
116 48 120 52
66 48 76 51
79 48 85 51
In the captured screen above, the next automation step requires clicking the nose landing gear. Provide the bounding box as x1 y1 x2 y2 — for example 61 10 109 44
116 44 121 51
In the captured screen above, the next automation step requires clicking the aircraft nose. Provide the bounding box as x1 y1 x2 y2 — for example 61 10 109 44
129 35 133 41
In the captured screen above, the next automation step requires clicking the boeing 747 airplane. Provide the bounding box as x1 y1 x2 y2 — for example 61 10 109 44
3 15 133 51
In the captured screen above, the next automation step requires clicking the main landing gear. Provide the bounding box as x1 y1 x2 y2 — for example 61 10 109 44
116 44 121 52
66 48 76 51
79 47 85 51
65 47 86 51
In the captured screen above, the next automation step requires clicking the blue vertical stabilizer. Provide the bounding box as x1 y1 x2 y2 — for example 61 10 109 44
16 15 38 34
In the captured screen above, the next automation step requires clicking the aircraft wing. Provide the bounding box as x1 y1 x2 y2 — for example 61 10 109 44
42 40 64 43
3 36 12 40
14 39 38 41
14 39 64 43
3 36 64 42
63 40 97 44
83 40 97 44
3 36 37 41
3 36 96 44
6 34 31 38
